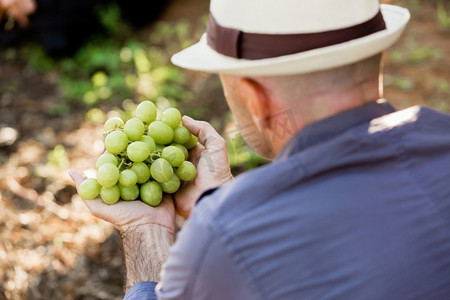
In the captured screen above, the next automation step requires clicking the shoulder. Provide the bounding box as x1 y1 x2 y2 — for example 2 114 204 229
195 155 307 227
364 105 450 138
195 105 450 237
363 105 450 154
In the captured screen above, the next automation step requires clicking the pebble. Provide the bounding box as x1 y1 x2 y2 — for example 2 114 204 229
0 126 19 146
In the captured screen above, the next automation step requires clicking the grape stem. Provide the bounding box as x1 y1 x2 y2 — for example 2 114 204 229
118 158 126 170
103 128 125 138
147 151 161 164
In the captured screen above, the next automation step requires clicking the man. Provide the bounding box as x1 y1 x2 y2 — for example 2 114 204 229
71 0 450 299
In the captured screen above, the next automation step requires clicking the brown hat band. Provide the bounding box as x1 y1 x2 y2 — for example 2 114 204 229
206 10 386 60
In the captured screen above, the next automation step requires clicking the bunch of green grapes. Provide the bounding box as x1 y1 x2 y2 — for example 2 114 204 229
78 101 197 207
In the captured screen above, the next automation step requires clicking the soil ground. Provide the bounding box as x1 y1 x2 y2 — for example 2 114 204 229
0 0 448 299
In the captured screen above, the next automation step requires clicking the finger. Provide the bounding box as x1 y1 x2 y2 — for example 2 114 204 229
68 170 102 212
22 0 36 14
81 198 106 216
1 0 15 9
182 116 226 149
8 6 28 27
173 183 199 218
187 143 204 166
68 170 106 216
15 15 28 27
68 169 87 188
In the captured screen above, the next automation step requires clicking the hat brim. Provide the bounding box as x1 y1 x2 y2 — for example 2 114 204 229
171 4 410 76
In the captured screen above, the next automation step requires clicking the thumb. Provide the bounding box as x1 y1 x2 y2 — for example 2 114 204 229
182 116 226 149
68 170 87 189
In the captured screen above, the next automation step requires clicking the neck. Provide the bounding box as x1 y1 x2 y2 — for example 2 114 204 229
306 77 381 125
269 77 381 155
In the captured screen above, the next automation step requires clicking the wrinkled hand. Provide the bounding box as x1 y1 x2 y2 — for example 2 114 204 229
174 116 233 218
0 0 36 27
69 170 175 235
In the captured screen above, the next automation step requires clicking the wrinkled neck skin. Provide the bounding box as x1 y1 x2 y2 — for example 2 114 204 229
220 55 383 160
267 77 381 158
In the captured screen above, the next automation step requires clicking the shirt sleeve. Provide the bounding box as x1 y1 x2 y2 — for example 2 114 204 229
156 204 257 300
124 281 158 300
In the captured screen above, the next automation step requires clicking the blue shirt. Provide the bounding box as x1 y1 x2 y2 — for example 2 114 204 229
125 101 450 299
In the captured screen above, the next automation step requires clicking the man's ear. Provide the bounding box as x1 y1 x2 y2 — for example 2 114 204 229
239 78 271 129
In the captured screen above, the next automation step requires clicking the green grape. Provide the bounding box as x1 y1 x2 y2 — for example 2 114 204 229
150 158 173 183
127 141 150 162
148 121 174 145
173 126 191 144
172 143 189 159
78 178 101 200
184 134 199 150
140 181 163 206
176 161 196 181
100 185 120 205
96 153 118 170
160 173 180 194
119 183 140 201
124 118 145 141
105 131 128 154
140 135 156 153
131 162 151 184
135 101 157 123
97 163 120 187
104 117 124 132
119 169 138 187
161 146 185 167
161 108 182 129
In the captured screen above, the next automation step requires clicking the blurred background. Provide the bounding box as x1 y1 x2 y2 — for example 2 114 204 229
0 0 449 299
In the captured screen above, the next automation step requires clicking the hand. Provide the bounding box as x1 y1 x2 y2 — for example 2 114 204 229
174 116 233 218
70 170 176 288
69 170 175 235
0 0 36 27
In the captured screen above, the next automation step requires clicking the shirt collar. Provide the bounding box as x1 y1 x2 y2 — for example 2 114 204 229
276 99 396 160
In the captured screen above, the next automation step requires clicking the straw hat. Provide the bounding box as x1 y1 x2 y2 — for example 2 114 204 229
171 0 410 76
